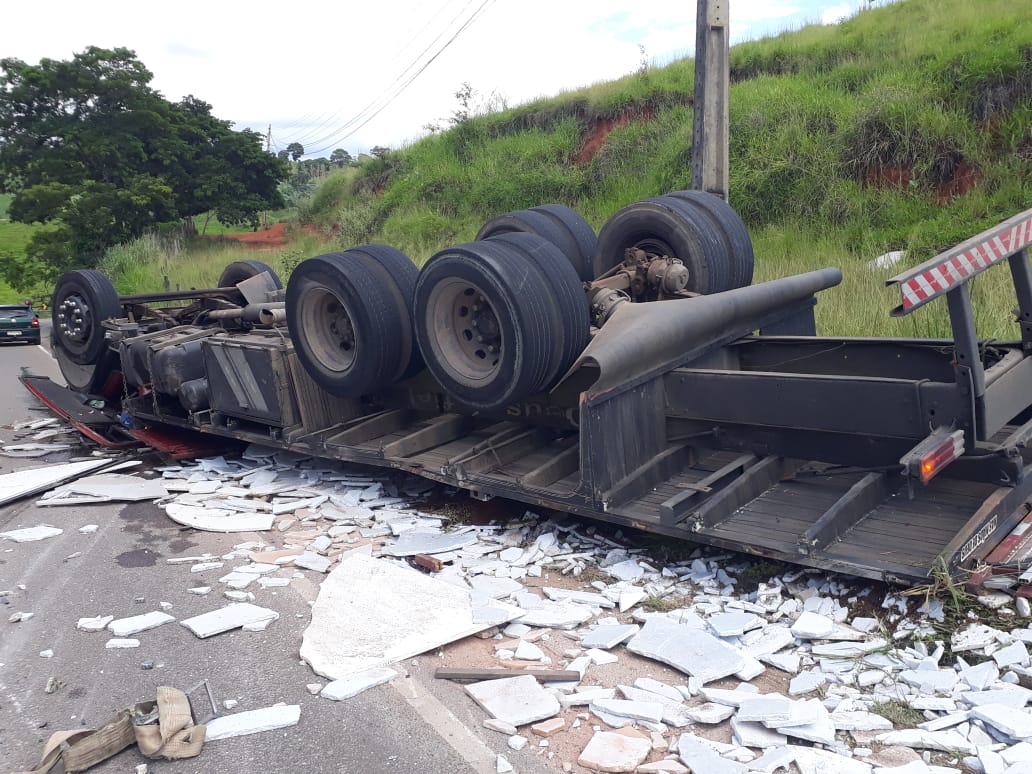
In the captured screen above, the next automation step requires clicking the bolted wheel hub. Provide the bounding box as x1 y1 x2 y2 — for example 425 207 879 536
298 286 360 373
456 290 502 365
326 301 356 354
56 294 92 343
427 280 503 386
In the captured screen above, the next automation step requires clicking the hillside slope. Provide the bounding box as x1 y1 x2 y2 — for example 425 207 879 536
306 0 1028 335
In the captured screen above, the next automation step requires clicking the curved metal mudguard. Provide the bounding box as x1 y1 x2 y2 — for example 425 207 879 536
560 267 843 402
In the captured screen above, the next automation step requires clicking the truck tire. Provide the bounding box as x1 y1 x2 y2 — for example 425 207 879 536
484 232 590 381
218 260 283 289
51 269 122 365
56 345 122 397
592 197 733 293
347 244 423 380
414 241 562 411
476 204 596 282
664 190 754 288
287 249 415 397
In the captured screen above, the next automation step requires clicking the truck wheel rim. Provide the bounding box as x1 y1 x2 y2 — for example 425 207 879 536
56 292 92 346
426 278 502 386
299 285 358 373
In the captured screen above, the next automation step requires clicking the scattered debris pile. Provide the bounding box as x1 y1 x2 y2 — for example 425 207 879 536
8 441 1032 773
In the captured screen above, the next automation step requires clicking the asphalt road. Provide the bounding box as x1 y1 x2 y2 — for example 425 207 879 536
0 334 550 773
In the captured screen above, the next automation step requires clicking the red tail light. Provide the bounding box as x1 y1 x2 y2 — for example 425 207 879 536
30 318 39 327
904 429 965 484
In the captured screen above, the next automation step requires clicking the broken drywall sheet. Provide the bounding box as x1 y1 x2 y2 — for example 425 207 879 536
379 530 480 557
163 502 275 533
300 551 523 680
38 473 168 505
0 459 113 506
204 705 301 741
1 442 73 457
180 603 279 638
0 525 63 542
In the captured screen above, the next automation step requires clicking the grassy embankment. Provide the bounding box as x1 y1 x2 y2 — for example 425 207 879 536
12 0 1032 340
0 194 34 303
287 0 1028 339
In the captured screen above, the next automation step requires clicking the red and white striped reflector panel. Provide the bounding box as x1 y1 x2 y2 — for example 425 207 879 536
889 209 1032 315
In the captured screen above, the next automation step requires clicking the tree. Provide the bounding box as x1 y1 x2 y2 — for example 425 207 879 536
451 81 476 125
330 148 353 167
286 142 305 162
369 146 391 159
0 47 288 285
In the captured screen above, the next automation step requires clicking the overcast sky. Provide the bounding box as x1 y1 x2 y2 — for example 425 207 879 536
3 0 866 157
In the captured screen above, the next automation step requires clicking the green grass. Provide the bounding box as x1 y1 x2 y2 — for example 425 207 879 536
0 193 11 220
0 220 38 254
0 220 42 303
98 230 336 295
871 700 924 728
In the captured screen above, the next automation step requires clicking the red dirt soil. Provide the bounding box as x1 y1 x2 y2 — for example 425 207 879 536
863 162 983 203
575 108 657 165
205 222 326 250
207 222 291 248
936 160 982 203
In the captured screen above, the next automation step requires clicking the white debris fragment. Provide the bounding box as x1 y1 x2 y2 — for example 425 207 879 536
204 705 301 741
41 473 167 503
78 524 99 534
294 552 332 573
0 525 63 542
105 638 141 649
164 503 274 532
381 531 478 557
465 675 560 726
626 618 746 683
190 562 224 573
107 611 175 638
320 668 397 700
301 551 520 679
517 601 593 630
578 730 652 771
791 611 836 639
77 615 115 632
972 704 1032 739
180 603 279 638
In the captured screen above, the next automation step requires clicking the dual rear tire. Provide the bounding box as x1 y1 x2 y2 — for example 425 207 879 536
288 193 753 413
593 190 754 293
413 233 590 412
286 245 421 399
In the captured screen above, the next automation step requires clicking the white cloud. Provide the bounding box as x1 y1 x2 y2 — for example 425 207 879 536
1 0 853 155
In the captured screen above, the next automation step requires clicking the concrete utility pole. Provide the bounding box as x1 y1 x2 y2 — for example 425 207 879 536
264 124 272 229
690 0 730 200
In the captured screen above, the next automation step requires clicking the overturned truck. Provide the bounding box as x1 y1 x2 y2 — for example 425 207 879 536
33 194 1032 584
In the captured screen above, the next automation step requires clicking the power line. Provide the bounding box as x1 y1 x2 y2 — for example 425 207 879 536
277 0 472 147
280 0 498 157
